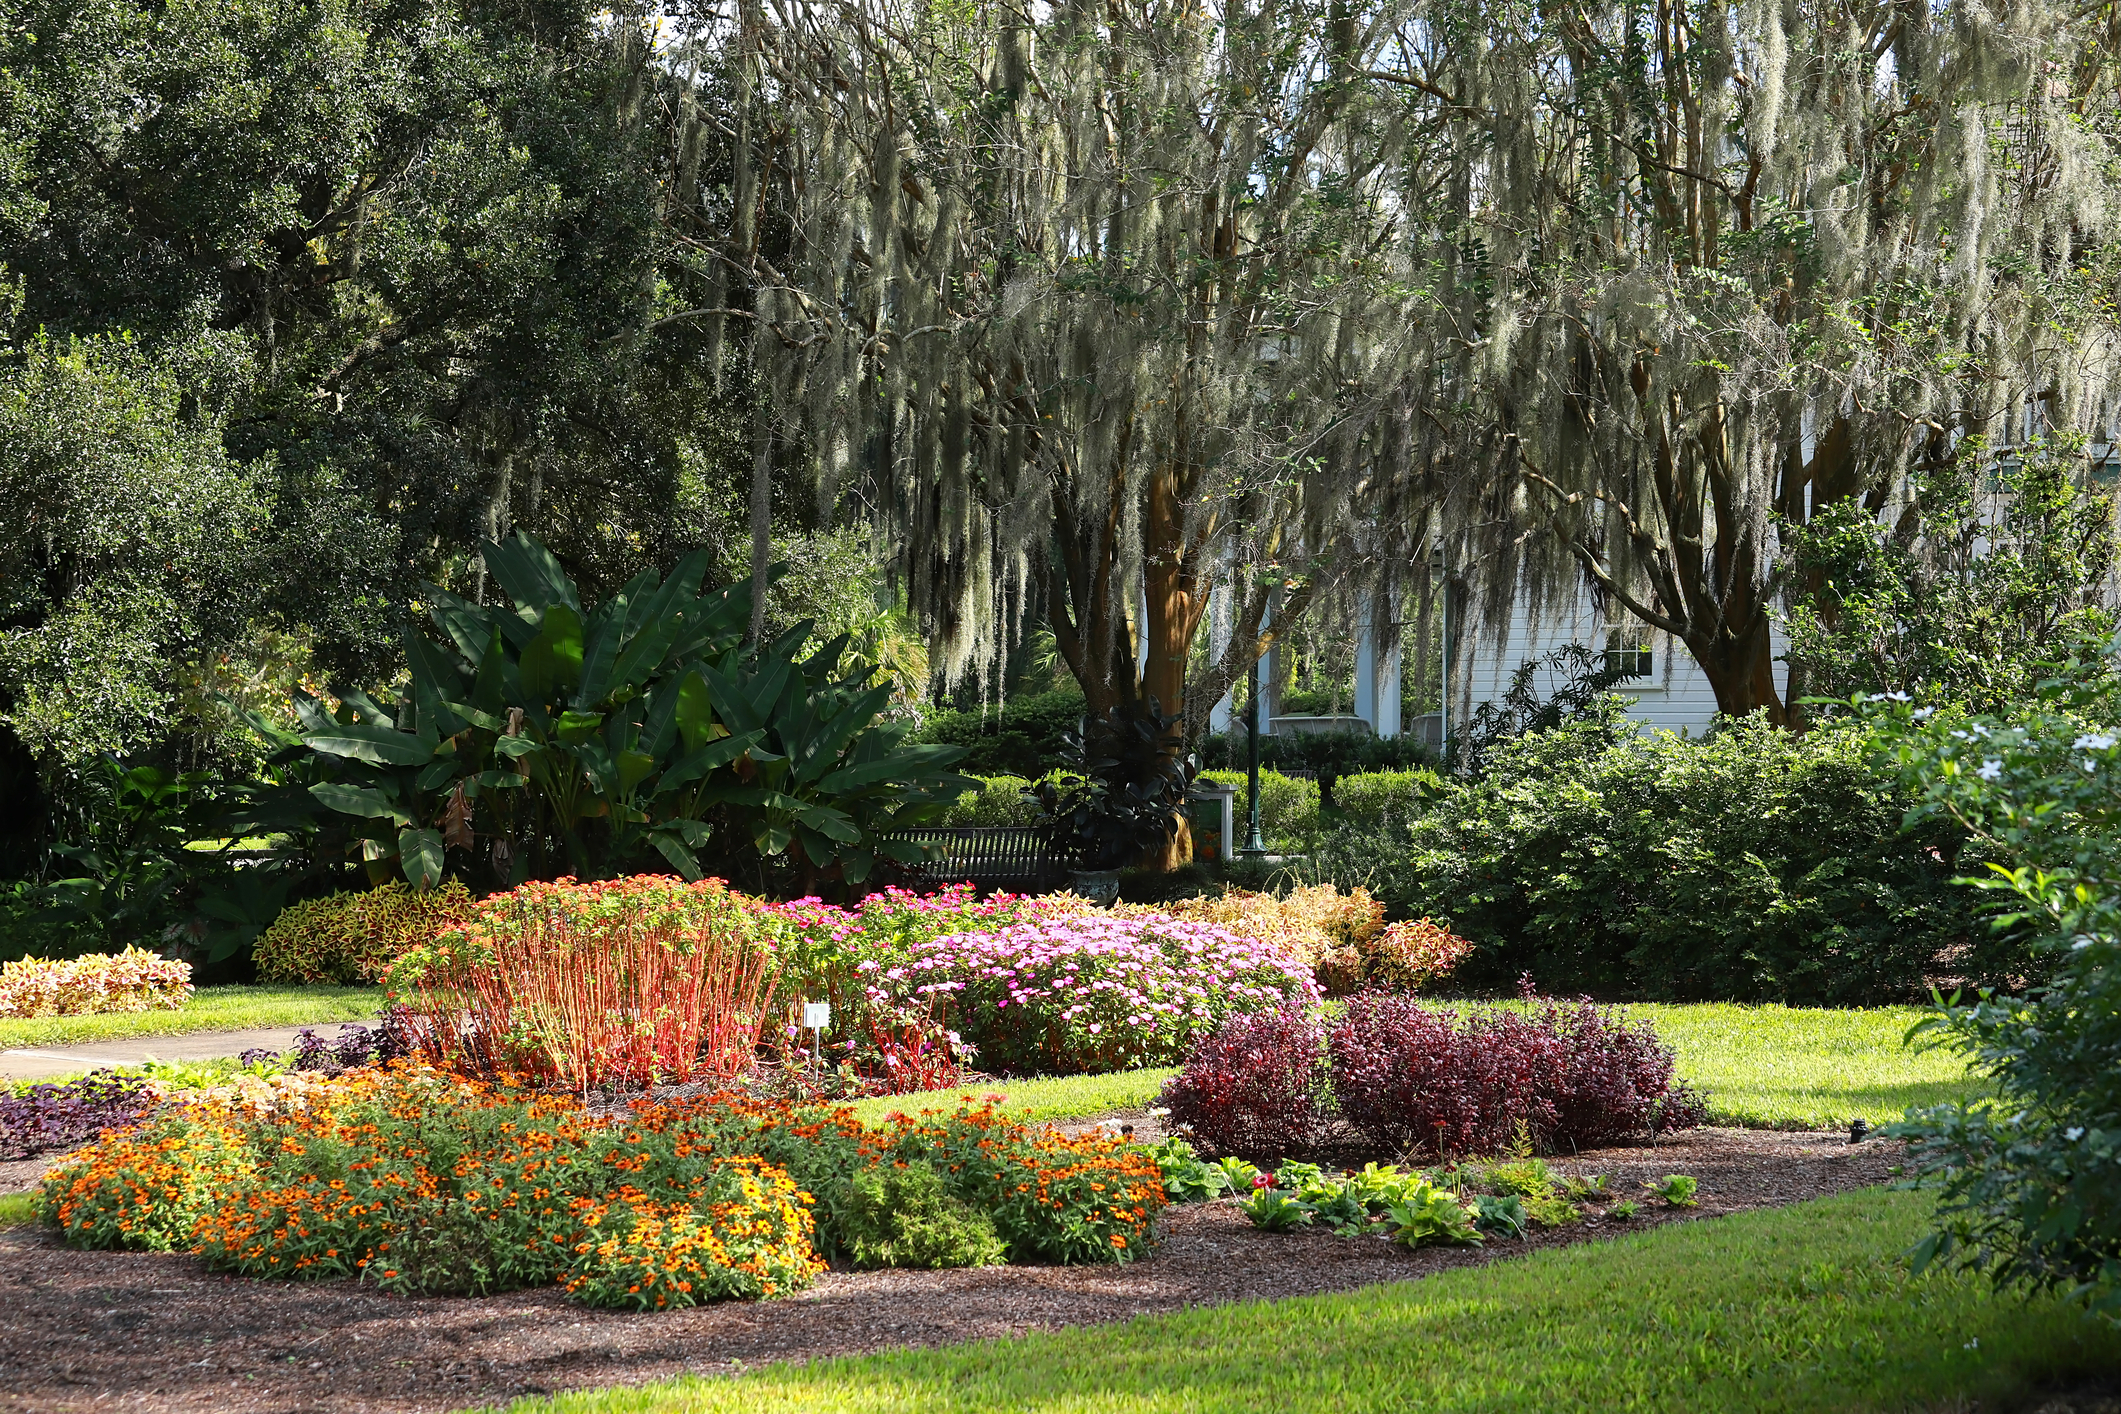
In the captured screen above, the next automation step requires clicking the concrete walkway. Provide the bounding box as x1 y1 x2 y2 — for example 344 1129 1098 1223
0 1026 318 1082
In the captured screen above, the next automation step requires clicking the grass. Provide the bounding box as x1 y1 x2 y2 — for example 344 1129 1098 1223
0 984 384 1052
844 1002 1980 1134
493 1187 2120 1414
1624 1001 1980 1131
846 1069 1178 1128
0 1193 35 1227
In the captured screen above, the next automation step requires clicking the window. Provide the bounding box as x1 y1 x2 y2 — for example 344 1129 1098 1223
1604 627 1652 679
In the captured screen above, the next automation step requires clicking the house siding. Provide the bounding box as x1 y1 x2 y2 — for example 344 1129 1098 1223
1451 593 1788 738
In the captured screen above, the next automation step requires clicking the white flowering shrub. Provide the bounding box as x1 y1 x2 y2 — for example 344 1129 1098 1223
1870 651 2121 1315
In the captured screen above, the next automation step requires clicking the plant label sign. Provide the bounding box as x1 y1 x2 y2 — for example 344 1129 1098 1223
802 1002 831 1031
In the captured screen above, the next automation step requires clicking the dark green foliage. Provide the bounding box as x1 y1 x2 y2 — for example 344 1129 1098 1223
914 691 1087 776
0 883 72 965
1297 702 1999 1003
838 1161 1008 1270
22 757 291 970
1196 730 1437 777
1115 862 1222 904
1036 699 1195 870
0 331 270 865
228 533 970 893
1875 649 2121 1316
1785 436 2119 716
1442 644 1636 778
1471 1193 1530 1239
0 0 771 874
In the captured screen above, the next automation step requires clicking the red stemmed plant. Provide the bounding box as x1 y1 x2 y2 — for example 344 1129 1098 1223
389 876 776 1090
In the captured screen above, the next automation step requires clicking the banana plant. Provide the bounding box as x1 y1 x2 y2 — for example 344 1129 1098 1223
227 533 970 891
695 628 975 885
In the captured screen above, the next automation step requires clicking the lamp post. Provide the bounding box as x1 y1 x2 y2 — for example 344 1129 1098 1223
1242 652 1266 855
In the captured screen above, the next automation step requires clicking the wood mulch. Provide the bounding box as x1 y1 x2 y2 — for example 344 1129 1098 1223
0 1126 1899 1414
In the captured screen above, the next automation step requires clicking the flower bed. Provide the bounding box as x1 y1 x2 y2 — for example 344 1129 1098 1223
389 877 774 1089
37 1067 1164 1308
907 912 1320 1074
762 886 1317 1079
0 947 192 1018
758 885 1028 1086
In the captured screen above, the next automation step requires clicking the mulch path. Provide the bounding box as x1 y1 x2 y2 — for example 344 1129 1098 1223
0 1126 1899 1414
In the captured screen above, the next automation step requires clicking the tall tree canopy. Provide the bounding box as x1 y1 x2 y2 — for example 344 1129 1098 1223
0 0 778 851
1411 0 2121 721
702 0 1452 751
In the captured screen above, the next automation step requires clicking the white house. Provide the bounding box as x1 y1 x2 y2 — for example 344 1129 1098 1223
1445 593 1782 739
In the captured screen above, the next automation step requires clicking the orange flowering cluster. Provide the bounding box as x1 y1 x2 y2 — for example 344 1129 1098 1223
41 1112 255 1253
38 1071 1163 1310
945 1120 1167 1264
563 1158 820 1310
624 1093 1168 1266
41 1066 818 1308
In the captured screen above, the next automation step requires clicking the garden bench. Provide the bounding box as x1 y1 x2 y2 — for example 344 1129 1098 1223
889 826 1072 896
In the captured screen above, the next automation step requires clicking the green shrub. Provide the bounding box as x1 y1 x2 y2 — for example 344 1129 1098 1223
914 690 1087 776
939 775 1043 827
1199 768 1319 851
0 883 75 965
1331 768 1444 832
840 1161 1008 1269
1198 731 1437 775
1874 654 2121 1317
254 882 475 985
1297 703 1998 1003
229 532 971 893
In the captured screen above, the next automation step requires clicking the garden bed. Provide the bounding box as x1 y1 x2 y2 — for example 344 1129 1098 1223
0 1125 1898 1414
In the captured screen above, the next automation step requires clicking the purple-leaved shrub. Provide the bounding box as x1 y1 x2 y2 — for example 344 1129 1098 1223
1328 992 1707 1158
1157 1004 1327 1159
0 1071 157 1161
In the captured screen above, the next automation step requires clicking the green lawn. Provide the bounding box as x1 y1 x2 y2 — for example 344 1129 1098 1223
1624 1001 1979 1130
494 1187 2118 1414
847 1068 1179 1128
0 985 384 1052
848 1003 1979 1134
0 1193 35 1227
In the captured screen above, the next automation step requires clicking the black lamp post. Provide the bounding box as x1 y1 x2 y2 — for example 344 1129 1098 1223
1242 654 1266 855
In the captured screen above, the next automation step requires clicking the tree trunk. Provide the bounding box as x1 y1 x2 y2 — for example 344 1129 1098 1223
1046 459 1217 869
1685 618 1785 723
1136 465 1208 868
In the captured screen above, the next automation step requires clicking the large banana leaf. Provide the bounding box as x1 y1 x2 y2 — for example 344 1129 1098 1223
242 531 968 893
